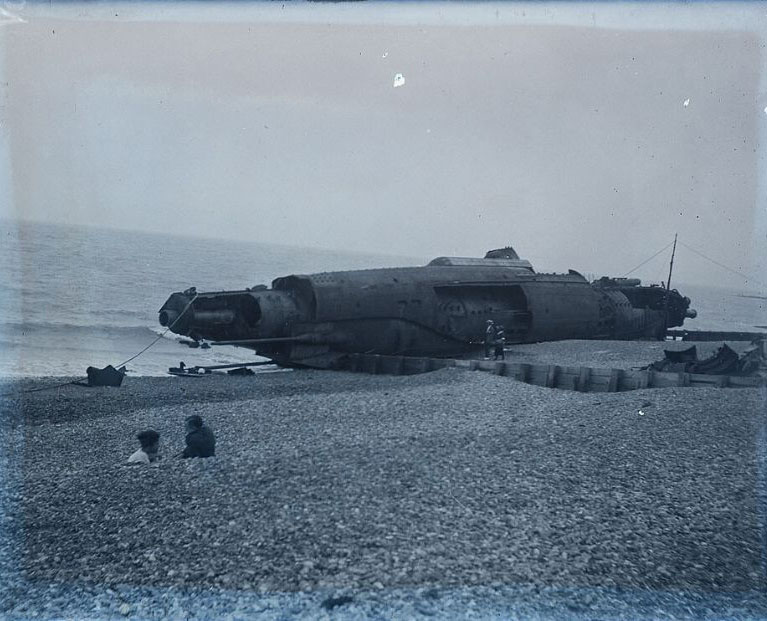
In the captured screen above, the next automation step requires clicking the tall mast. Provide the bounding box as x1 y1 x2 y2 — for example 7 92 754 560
662 233 678 336
666 233 678 293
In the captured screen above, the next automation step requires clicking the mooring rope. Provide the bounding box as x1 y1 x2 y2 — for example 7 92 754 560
623 238 765 291
678 241 767 290
622 240 675 278
112 294 198 369
1 294 198 397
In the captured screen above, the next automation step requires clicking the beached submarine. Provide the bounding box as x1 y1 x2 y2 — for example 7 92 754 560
158 247 696 369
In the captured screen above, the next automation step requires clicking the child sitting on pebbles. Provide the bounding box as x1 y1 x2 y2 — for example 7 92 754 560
127 429 160 464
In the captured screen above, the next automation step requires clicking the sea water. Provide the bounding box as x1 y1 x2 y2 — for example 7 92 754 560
0 221 422 377
0 220 764 377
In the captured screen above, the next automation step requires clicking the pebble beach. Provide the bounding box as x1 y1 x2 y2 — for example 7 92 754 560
1 340 766 620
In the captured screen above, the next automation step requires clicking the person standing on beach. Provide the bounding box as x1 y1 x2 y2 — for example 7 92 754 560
494 324 506 361
181 415 216 458
127 430 160 464
484 319 496 359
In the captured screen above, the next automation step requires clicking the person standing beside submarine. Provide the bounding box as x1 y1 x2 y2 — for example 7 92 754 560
484 319 496 359
494 324 506 360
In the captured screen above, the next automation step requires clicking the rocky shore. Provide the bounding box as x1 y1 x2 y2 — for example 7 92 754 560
1 343 766 619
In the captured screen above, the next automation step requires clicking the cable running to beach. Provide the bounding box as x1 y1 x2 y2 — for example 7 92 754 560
2 294 199 397
113 294 197 369
4 378 80 396
622 240 675 277
678 241 766 289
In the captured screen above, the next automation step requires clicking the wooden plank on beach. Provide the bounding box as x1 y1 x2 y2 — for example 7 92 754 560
343 352 763 391
557 370 579 391
394 356 405 375
607 369 621 392
576 366 591 392
590 368 615 379
728 376 763 387
637 369 652 389
545 365 559 388
380 356 395 375
404 356 417 375
666 329 767 342
529 368 548 386
687 374 725 387
715 375 730 387
651 371 680 388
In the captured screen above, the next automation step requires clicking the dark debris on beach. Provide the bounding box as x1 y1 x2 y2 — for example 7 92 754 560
1 366 766 619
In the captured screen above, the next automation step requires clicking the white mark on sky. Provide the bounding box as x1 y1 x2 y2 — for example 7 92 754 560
683 98 690 107
382 51 388 59
393 73 405 88
763 106 767 115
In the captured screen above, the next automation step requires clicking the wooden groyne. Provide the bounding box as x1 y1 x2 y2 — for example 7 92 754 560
666 329 767 342
344 353 764 392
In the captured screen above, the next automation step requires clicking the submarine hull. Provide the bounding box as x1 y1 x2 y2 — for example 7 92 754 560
159 253 695 369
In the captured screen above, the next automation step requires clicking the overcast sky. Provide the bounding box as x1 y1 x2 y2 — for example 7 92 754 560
1 2 765 289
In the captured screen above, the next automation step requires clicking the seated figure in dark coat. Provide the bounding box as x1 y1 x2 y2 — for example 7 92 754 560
182 415 216 458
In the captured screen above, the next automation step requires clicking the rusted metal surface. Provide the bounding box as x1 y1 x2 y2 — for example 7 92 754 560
159 247 697 369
